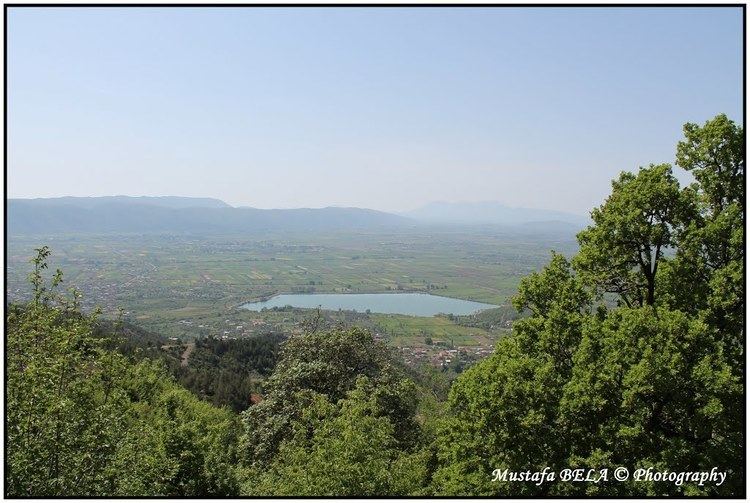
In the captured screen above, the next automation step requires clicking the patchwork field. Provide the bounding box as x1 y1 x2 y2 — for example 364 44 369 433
7 227 577 364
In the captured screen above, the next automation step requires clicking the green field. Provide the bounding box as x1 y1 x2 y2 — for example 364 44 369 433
368 313 503 346
7 228 576 364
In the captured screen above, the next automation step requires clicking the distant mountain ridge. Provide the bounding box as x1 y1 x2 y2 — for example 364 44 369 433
8 196 589 235
8 196 413 235
402 201 589 227
12 195 231 210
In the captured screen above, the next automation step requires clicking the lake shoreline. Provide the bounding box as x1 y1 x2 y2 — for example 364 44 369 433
239 292 499 317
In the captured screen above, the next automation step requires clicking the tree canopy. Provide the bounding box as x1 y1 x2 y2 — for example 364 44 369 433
433 114 744 496
6 253 242 497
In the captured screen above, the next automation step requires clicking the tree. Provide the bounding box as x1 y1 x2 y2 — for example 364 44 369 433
239 327 421 468
676 113 743 216
573 164 694 307
512 253 592 375
433 115 744 497
6 249 242 497
243 377 431 496
432 335 565 496
6 300 129 496
559 306 742 496
102 359 242 497
671 114 744 358
433 255 590 496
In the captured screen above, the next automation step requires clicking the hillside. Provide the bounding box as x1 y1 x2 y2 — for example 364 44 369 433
8 197 414 235
11 195 232 209
93 319 284 413
403 201 589 227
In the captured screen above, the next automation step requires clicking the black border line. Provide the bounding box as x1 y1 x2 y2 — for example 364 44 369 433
1 3 748 7
2 2 746 500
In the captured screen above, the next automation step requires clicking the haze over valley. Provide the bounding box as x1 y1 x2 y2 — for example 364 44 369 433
8 194 580 363
8 195 588 235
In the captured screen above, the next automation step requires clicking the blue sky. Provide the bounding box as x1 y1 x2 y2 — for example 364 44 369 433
8 7 743 214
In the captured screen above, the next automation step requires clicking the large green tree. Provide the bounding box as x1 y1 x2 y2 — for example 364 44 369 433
671 114 744 356
6 249 242 497
243 377 431 496
239 326 420 468
238 327 431 495
433 114 744 497
433 254 594 496
573 164 694 307
559 306 741 496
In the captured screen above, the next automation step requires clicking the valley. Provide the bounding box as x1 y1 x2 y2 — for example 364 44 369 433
7 227 578 368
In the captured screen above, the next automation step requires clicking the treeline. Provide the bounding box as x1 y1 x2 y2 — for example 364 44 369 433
93 319 284 412
174 335 283 412
5 114 743 497
6 277 241 496
453 303 522 329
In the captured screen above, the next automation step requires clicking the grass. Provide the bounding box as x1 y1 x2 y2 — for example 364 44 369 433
369 313 508 347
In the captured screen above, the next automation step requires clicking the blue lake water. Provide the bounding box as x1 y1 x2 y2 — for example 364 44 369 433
240 292 498 317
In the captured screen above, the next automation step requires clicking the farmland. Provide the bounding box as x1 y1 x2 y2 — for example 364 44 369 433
7 227 577 366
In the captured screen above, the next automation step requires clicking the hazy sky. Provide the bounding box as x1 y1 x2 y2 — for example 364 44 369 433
8 7 743 214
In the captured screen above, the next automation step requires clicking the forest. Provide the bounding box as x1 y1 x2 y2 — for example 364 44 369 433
5 114 744 497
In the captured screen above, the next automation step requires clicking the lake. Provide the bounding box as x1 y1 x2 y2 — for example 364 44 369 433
240 292 498 317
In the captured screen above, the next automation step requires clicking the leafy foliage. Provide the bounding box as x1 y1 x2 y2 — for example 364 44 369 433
239 327 433 495
6 252 241 497
243 378 432 496
93 319 283 412
433 114 744 496
573 164 694 307
558 307 741 496
174 335 282 412
670 114 744 364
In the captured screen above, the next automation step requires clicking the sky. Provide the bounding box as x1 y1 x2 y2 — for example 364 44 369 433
7 7 743 215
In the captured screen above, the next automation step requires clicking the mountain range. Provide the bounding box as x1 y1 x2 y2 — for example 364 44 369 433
7 196 411 235
401 201 589 227
8 196 589 235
